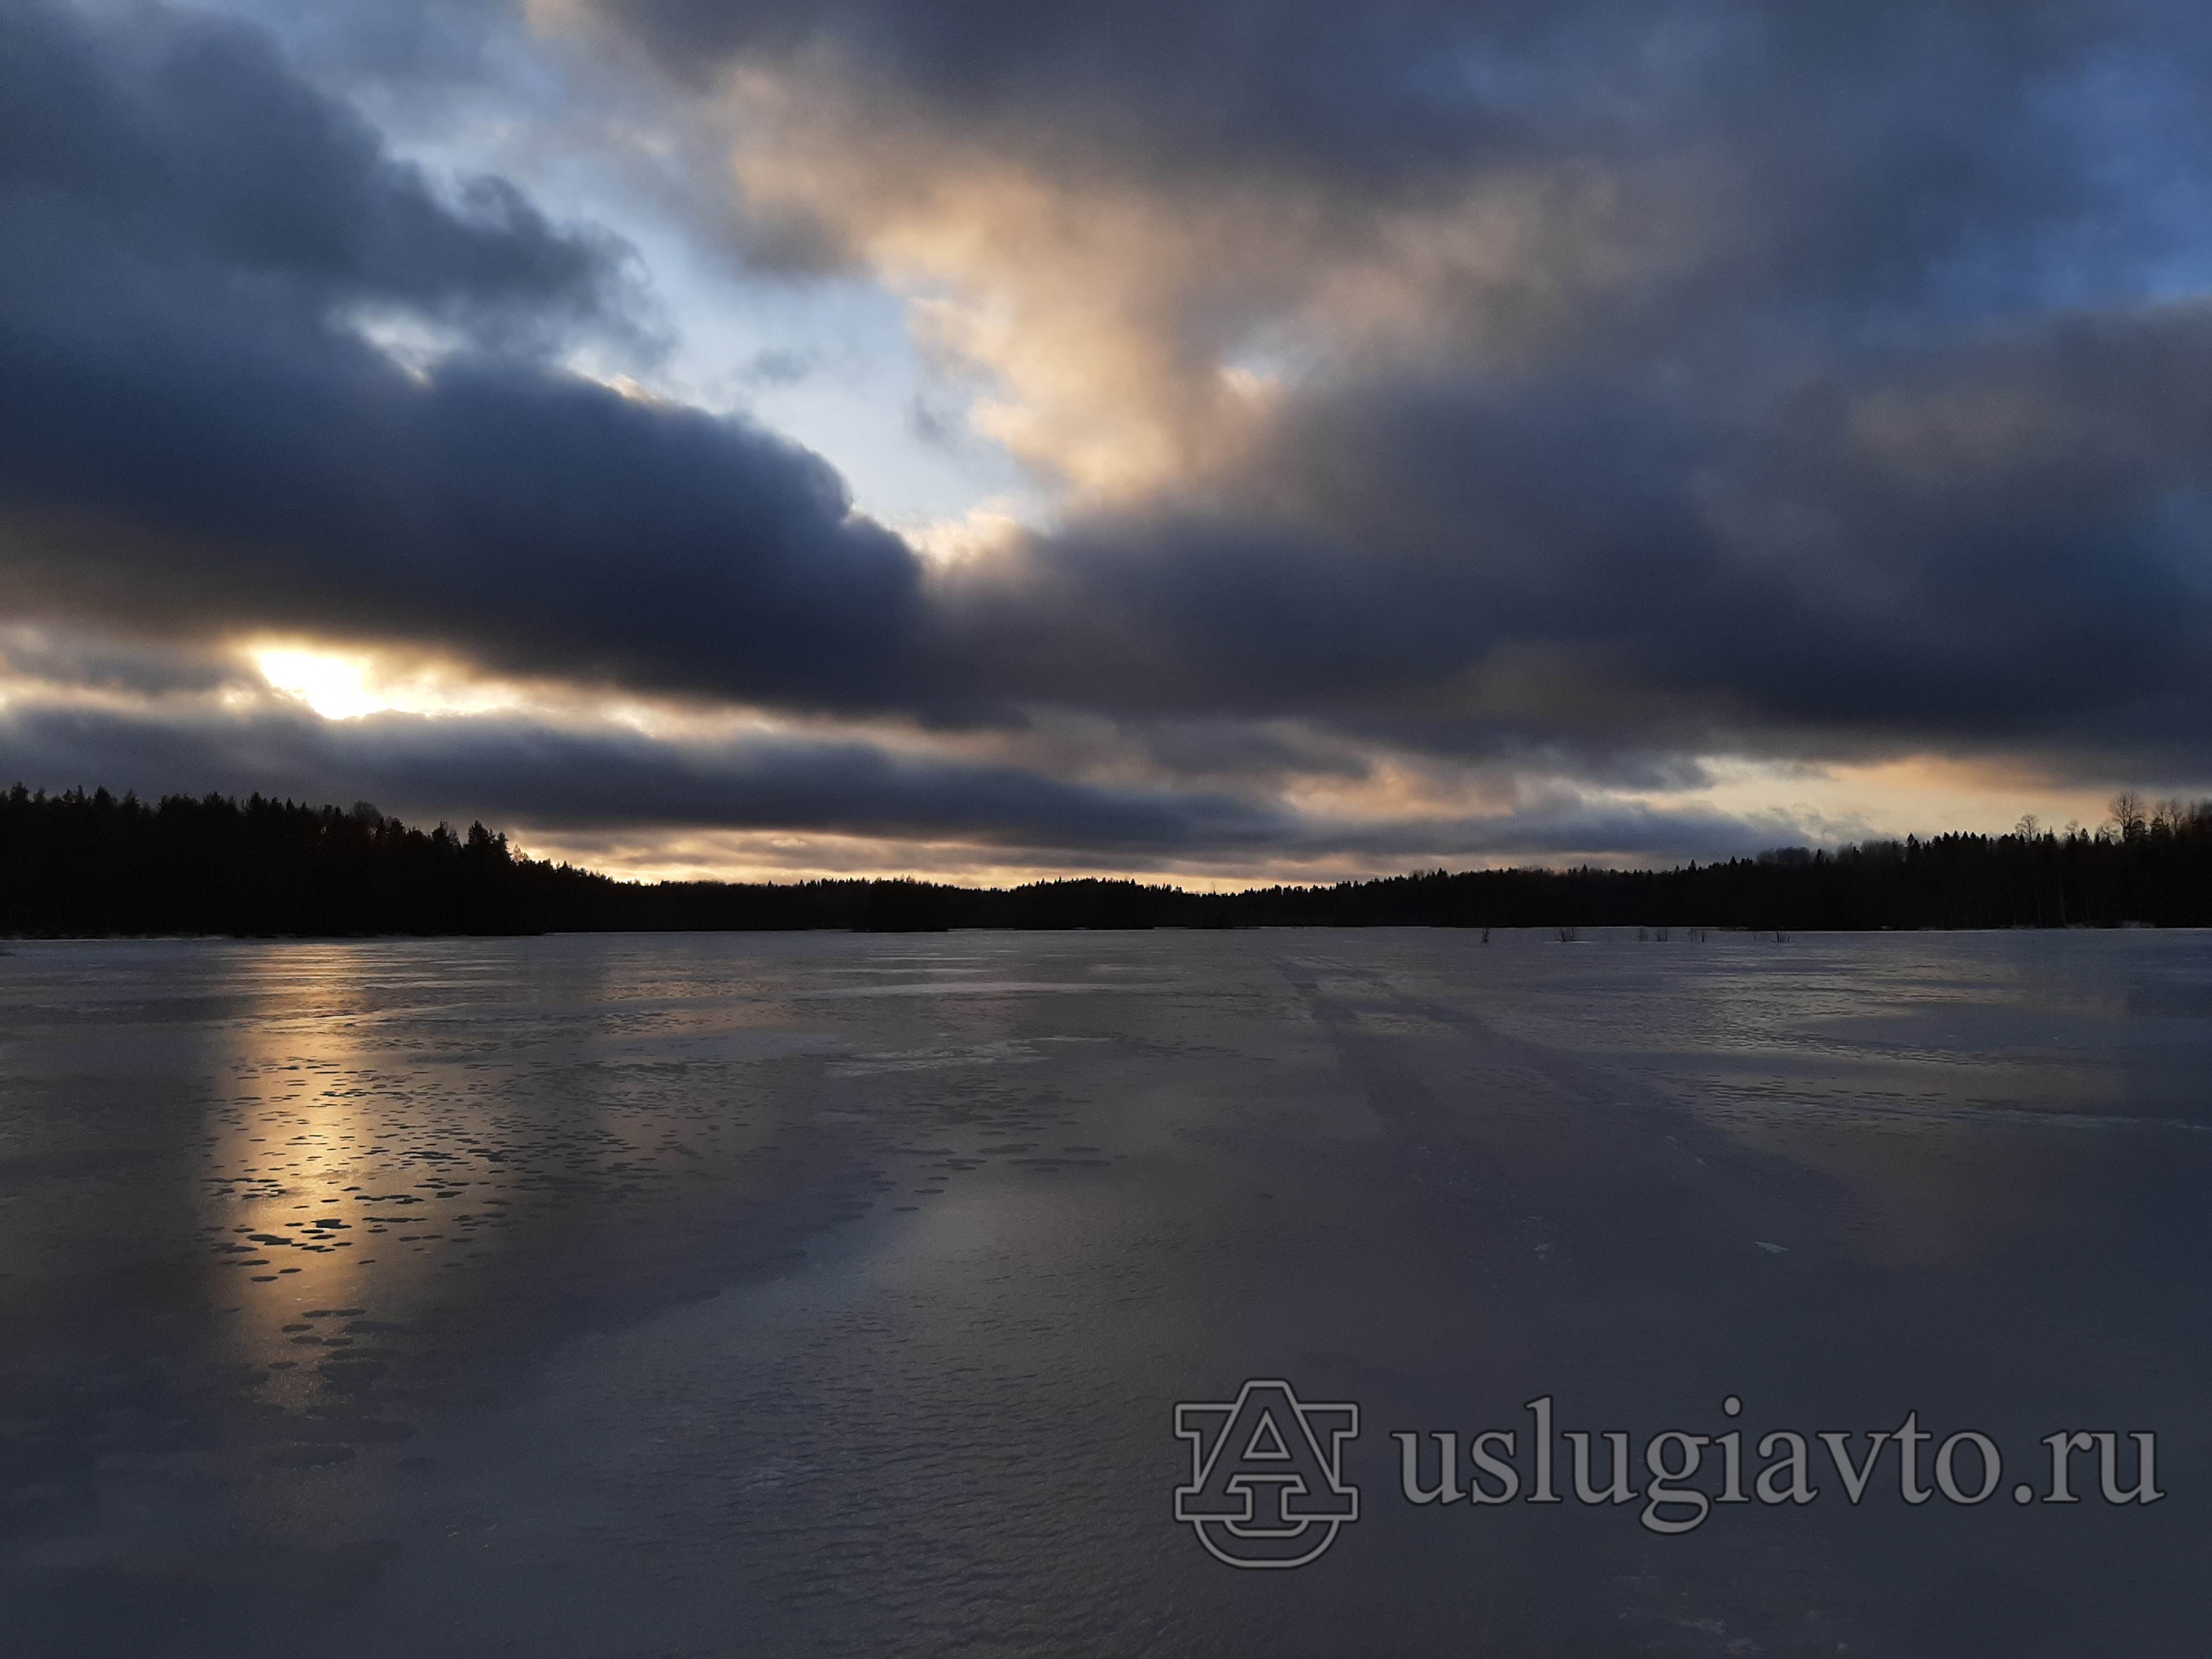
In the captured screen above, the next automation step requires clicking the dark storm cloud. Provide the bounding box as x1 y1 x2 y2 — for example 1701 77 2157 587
958 309 2212 769
5 0 2212 839
0 0 929 710
588 0 2212 780
0 697 1286 853
0 698 1203 853
0 342 929 708
612 0 1523 173
0 0 618 331
608 0 2196 321
0 698 1809 865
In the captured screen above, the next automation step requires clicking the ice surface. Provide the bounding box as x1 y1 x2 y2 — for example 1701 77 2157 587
2 928 2209 1654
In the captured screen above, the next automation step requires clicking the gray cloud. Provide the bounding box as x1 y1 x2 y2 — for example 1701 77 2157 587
742 346 814 386
562 0 2212 785
0 0 935 714
0 624 247 700
2 0 623 333
607 0 2200 323
4 0 2211 870
0 696 1813 867
955 313 2212 770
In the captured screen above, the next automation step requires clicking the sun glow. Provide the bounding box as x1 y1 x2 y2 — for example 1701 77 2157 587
254 647 388 720
1627 755 2121 844
249 644 538 721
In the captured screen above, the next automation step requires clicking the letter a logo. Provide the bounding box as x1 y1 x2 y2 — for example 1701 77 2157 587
1175 1379 1359 1567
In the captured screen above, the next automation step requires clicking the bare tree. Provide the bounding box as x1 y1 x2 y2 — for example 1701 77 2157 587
2109 791 2148 840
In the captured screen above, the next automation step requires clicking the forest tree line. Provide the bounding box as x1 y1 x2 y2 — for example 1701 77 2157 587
5 784 2211 937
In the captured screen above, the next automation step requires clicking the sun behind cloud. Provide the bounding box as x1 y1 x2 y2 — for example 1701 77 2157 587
252 647 386 721
248 645 544 724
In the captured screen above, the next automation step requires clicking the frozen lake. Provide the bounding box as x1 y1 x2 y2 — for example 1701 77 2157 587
3 928 2209 1654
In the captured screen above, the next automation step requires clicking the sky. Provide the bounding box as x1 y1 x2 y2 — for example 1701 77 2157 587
3 0 2209 885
